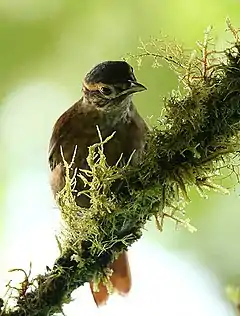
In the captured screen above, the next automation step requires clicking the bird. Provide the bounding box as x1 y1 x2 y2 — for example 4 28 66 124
48 60 148 306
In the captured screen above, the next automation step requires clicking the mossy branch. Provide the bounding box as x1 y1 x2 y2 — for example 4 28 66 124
2 20 240 316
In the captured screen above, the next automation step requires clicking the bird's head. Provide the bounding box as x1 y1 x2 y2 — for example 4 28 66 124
82 61 146 109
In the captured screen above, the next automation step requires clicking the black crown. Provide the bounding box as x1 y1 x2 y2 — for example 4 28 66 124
85 61 135 85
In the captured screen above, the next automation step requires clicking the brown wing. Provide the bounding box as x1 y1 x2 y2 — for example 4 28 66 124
49 101 148 195
49 102 79 171
49 99 108 197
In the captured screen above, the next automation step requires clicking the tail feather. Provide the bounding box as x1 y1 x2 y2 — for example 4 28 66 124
90 280 109 306
90 251 131 306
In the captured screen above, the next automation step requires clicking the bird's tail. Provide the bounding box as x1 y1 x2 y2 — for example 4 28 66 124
90 251 131 306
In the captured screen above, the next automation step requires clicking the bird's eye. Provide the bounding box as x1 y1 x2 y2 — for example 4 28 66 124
100 86 112 96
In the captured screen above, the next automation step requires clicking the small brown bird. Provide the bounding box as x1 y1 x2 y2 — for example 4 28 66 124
49 60 148 306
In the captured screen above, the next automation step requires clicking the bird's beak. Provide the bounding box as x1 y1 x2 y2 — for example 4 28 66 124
126 80 147 94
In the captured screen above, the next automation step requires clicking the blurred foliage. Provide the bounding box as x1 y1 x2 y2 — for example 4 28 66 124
1 0 240 99
226 285 240 314
1 0 240 311
2 17 240 315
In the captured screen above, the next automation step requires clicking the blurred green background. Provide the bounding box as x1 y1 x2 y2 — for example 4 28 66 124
1 0 240 315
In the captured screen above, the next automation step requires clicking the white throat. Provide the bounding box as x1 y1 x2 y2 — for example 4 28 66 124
104 97 134 126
